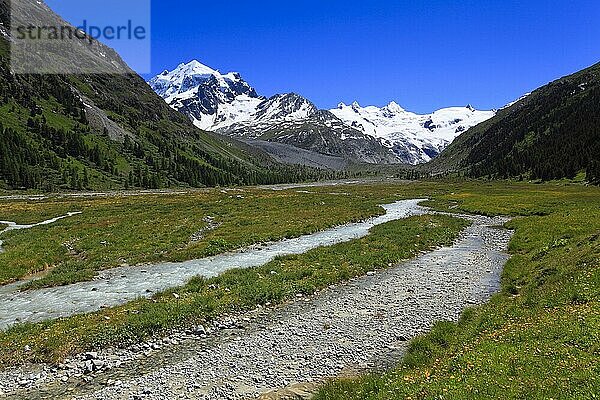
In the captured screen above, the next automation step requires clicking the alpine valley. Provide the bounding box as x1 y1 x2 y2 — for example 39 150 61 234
149 61 496 165
2 2 600 400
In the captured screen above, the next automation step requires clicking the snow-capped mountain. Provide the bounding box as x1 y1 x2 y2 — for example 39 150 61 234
330 102 496 164
148 60 262 130
149 60 495 165
220 93 400 164
148 61 332 133
149 61 400 164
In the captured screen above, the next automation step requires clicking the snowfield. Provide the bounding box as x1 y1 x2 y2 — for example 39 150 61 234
149 60 497 164
331 102 496 163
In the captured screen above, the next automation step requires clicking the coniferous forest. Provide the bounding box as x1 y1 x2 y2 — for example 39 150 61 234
0 37 351 191
432 62 600 183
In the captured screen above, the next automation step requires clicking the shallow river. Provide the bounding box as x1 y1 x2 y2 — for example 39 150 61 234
0 204 514 400
0 199 427 330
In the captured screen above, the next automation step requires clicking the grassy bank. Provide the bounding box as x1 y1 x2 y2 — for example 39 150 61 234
316 183 600 399
0 214 467 367
0 180 458 288
0 188 395 287
2 179 598 386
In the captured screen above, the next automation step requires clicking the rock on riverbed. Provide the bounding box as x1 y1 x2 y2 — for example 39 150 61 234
0 213 512 399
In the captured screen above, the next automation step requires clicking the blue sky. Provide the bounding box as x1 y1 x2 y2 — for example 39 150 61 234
48 0 599 113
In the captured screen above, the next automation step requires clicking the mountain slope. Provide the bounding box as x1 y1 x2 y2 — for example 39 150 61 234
331 102 495 164
0 0 329 191
149 62 399 164
430 62 600 182
217 94 400 164
150 61 495 165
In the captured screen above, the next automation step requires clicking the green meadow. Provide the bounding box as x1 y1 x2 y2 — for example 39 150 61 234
316 182 600 399
0 180 598 400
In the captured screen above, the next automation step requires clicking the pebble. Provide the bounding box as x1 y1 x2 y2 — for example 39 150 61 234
0 212 512 400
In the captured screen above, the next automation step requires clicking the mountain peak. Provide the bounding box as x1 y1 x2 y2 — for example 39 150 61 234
148 59 258 106
383 101 405 114
168 60 219 80
254 92 319 121
185 59 203 67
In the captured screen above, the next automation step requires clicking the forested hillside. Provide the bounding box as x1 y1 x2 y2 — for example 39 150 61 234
0 1 341 191
430 62 600 183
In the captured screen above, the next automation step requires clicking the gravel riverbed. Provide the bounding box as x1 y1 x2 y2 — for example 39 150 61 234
1 212 512 399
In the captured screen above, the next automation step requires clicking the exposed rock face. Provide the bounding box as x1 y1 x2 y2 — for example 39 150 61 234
6 0 132 74
149 60 496 165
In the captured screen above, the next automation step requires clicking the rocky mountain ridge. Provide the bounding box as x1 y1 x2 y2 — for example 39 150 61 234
149 60 496 165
